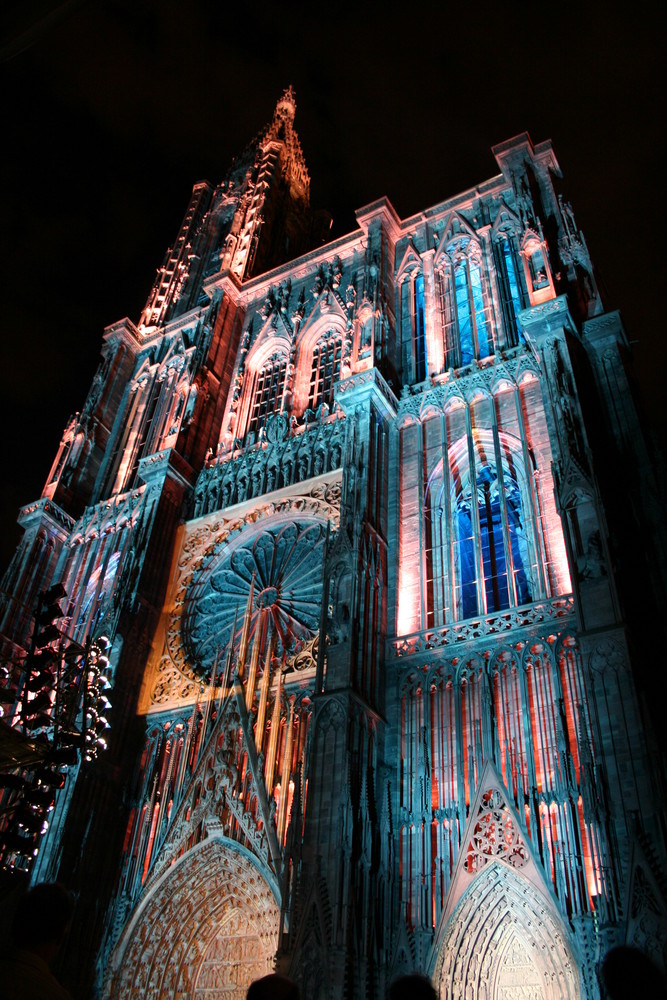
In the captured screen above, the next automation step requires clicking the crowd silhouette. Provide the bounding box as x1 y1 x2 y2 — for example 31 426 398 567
3 884 667 1000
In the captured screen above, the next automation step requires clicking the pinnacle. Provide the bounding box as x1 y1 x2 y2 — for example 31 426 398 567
274 85 296 123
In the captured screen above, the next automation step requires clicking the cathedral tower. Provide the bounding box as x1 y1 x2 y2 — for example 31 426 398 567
1 96 665 1000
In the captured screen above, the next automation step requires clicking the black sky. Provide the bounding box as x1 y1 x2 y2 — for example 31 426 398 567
1 0 665 571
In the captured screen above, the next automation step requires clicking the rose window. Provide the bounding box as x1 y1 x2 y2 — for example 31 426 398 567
185 519 327 677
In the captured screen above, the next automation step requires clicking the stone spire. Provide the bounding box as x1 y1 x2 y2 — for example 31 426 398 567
259 85 310 202
226 87 313 280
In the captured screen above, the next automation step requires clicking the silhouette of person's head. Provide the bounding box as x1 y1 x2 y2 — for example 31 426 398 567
600 945 667 999
389 973 437 999
12 882 75 964
247 973 300 1000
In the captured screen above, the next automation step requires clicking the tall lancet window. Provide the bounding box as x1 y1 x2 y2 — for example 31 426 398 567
499 237 526 347
456 466 531 618
308 333 342 412
426 430 534 626
437 237 493 370
414 273 427 382
453 243 490 364
399 269 427 383
248 354 287 438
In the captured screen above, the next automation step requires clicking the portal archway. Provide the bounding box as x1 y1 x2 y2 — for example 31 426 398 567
108 838 280 999
434 862 580 1000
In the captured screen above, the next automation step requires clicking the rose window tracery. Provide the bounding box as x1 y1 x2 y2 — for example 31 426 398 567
185 519 327 677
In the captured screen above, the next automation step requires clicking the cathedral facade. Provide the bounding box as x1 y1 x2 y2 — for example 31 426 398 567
1 91 666 999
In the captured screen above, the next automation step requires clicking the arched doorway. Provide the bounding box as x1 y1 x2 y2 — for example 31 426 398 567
108 838 280 999
434 862 580 1000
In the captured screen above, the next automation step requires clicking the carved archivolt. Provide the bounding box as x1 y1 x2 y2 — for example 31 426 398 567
107 837 280 1000
434 862 581 1000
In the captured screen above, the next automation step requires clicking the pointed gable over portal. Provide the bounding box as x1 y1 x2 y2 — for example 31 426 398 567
430 762 582 1000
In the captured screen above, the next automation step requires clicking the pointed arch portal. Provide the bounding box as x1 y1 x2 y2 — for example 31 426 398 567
434 862 581 1000
108 838 280 1000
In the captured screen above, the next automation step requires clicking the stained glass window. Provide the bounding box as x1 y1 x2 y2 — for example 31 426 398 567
501 239 525 344
426 435 534 625
414 273 427 382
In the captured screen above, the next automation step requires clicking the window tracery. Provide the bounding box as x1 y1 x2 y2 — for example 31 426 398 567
399 269 427 384
307 332 342 413
436 237 493 369
426 430 534 626
103 350 191 494
498 234 526 347
247 353 287 440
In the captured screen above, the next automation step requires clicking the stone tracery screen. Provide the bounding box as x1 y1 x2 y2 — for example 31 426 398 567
398 639 610 934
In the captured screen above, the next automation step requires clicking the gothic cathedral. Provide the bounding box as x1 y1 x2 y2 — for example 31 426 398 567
1 90 666 999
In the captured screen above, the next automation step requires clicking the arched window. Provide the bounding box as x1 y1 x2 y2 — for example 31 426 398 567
308 333 342 412
455 464 531 618
134 374 165 458
453 246 490 364
426 431 534 625
104 367 156 495
437 238 492 369
75 550 121 638
498 236 526 347
413 273 427 382
248 354 287 438
120 361 184 489
399 270 427 384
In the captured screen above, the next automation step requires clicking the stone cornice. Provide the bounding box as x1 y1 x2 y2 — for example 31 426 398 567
103 317 144 350
335 367 398 419
17 497 74 535
137 448 194 490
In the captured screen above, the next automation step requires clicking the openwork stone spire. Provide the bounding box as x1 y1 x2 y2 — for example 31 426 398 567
260 86 310 201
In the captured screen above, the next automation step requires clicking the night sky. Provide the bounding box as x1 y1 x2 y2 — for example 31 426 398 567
1 1 664 572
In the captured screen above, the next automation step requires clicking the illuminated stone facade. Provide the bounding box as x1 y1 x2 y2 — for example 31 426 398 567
1 91 666 998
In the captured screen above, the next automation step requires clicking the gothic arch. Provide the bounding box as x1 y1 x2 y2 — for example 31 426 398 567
237 345 290 443
395 239 422 284
243 321 292 373
295 906 330 1000
433 211 478 264
432 862 581 1000
425 427 538 622
292 315 347 416
490 200 522 238
107 837 280 1000
296 312 346 359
